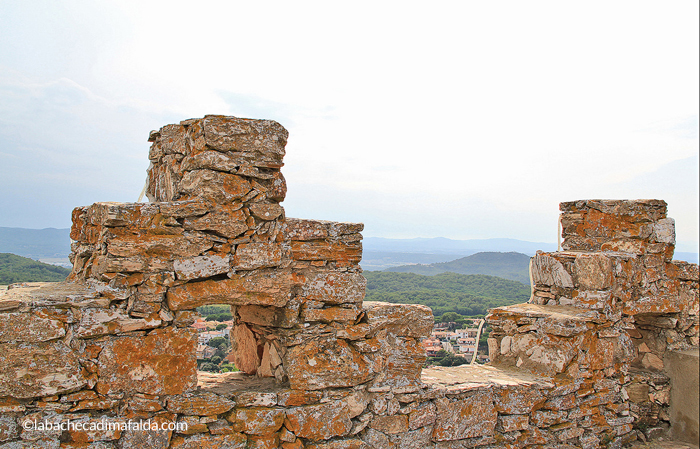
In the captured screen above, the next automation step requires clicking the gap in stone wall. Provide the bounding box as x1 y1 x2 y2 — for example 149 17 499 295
192 300 290 395
194 304 236 376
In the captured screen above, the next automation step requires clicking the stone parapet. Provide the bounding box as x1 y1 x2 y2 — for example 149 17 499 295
0 278 639 449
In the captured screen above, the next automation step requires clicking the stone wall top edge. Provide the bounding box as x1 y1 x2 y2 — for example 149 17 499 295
363 300 429 310
486 302 600 322
72 199 226 213
537 250 699 269
422 365 556 389
543 249 640 258
70 201 363 230
286 217 364 227
0 281 106 310
71 202 363 229
149 114 289 141
192 114 286 124
1 281 89 293
560 198 668 211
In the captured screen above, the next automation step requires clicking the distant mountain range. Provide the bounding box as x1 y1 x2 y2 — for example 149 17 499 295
360 237 557 271
384 251 532 285
361 236 698 269
364 236 557 255
0 227 72 259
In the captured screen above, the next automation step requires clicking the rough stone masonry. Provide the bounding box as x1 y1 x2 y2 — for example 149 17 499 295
0 115 697 448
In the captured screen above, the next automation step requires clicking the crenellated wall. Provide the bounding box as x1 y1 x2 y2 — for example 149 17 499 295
0 116 697 448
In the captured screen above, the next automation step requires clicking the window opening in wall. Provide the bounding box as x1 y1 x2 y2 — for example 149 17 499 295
194 305 237 374
423 314 487 367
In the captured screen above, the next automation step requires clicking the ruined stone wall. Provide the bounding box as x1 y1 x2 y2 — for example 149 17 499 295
487 200 699 444
0 116 697 449
66 116 430 394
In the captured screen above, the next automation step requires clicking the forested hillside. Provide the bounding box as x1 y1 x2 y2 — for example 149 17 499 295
384 251 531 284
0 253 71 284
363 271 530 317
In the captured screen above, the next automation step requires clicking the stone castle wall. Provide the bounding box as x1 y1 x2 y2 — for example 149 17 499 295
0 116 697 448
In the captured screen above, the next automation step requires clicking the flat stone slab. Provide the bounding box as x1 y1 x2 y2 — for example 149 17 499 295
197 371 282 396
0 282 106 308
1 281 88 296
489 302 599 322
421 364 554 394
198 365 556 398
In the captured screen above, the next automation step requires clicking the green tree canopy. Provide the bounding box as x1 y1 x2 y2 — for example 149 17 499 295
0 253 70 284
363 271 530 317
439 312 462 323
199 363 218 372
208 337 227 349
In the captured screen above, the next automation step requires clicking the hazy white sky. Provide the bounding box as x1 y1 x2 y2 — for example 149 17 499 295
1 1 698 250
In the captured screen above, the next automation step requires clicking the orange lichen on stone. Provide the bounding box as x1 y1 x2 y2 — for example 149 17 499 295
96 327 197 396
